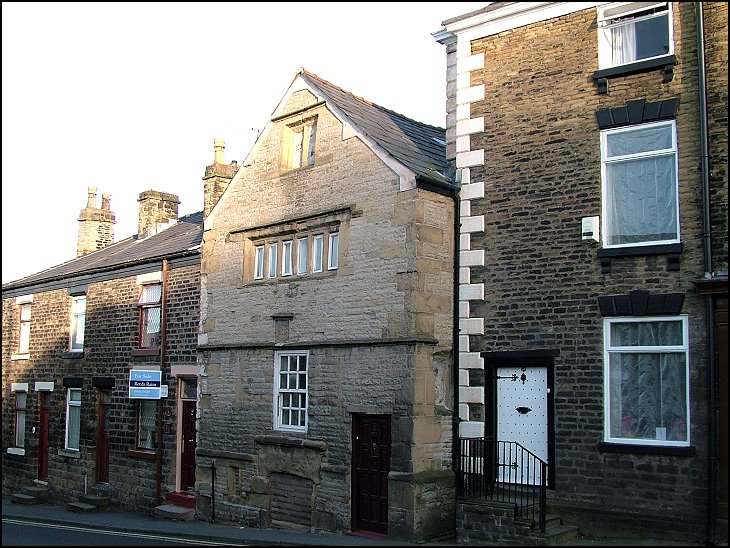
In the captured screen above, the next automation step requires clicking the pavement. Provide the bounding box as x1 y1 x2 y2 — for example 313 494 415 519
1 496 703 546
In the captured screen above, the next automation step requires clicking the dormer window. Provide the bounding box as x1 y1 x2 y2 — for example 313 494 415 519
281 116 317 171
597 2 672 70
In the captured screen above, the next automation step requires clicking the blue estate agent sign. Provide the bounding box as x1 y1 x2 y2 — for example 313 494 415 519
129 369 162 399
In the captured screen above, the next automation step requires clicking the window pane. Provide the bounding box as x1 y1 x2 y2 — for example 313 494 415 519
282 240 293 276
138 400 157 450
141 306 161 347
605 154 677 245
606 125 672 158
610 321 683 347
139 284 162 305
608 352 687 441
20 303 31 321
297 237 308 275
254 245 265 279
268 243 278 278
67 390 81 450
15 393 27 447
313 235 323 272
328 232 339 269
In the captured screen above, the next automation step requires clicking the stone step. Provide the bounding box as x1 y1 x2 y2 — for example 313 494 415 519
165 491 196 509
67 501 99 513
11 493 42 505
22 486 49 500
79 493 108 507
542 524 579 546
153 504 195 521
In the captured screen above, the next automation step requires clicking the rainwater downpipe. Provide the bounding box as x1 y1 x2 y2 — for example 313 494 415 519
452 181 462 477
695 3 717 545
155 258 169 507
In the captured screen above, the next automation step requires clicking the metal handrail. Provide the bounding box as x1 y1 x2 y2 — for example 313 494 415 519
456 437 547 533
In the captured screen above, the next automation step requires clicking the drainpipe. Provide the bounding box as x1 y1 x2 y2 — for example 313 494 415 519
155 258 169 506
452 179 462 477
695 4 717 546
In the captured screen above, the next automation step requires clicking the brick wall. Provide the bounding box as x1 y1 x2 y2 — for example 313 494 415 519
2 262 200 513
450 2 727 541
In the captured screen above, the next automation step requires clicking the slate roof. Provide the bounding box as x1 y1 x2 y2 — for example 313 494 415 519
300 70 455 187
441 2 516 26
2 211 203 291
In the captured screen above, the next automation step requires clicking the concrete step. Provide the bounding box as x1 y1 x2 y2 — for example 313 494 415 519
153 504 195 521
67 501 99 513
11 493 42 505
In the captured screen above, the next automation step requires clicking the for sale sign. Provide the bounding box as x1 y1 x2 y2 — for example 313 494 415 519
129 369 162 399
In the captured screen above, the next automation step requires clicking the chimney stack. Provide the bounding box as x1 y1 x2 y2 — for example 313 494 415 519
137 190 180 238
76 186 116 257
203 137 238 219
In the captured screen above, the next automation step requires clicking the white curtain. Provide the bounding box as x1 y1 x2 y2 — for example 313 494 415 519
611 21 637 65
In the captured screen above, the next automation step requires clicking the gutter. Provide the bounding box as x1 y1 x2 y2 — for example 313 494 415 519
695 3 717 545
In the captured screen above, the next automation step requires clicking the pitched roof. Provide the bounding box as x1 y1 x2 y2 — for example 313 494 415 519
299 69 455 187
2 211 203 291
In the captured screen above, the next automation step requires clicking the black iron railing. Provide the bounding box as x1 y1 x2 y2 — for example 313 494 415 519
456 437 547 533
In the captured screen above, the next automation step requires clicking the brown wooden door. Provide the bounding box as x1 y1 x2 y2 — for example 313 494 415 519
180 400 196 491
716 296 728 524
37 393 51 480
351 414 390 535
96 391 111 483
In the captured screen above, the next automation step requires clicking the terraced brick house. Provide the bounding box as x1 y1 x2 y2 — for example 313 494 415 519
435 2 728 545
195 68 458 543
2 141 237 515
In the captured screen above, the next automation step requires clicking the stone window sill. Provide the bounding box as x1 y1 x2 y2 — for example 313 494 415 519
58 449 81 459
127 449 157 460
11 353 30 361
597 442 694 457
131 348 160 357
7 447 25 456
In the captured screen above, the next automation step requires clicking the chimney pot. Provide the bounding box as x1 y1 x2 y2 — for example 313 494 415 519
101 192 111 210
87 186 97 208
214 137 225 164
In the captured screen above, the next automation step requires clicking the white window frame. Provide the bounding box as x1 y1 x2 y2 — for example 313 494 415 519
138 283 162 348
603 315 690 447
312 234 324 273
69 295 86 352
281 240 293 277
597 2 673 70
297 237 308 275
254 245 265 280
9 384 28 454
600 120 679 248
327 232 339 270
268 242 278 279
65 388 82 451
274 350 309 432
18 302 32 355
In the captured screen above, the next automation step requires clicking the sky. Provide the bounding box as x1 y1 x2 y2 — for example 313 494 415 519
2 2 486 285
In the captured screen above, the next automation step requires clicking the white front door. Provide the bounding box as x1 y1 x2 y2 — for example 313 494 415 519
497 366 548 485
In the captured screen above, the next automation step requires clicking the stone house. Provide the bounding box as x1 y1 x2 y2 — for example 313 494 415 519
196 68 457 542
1 140 237 513
435 2 728 545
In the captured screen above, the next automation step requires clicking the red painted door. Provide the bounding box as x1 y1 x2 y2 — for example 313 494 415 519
96 391 111 483
37 393 51 480
180 400 196 491
351 414 391 535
